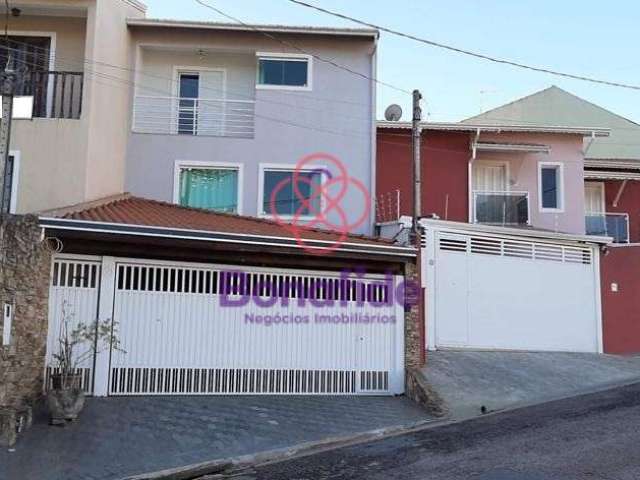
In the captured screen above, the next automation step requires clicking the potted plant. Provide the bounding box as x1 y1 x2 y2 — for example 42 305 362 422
47 301 124 425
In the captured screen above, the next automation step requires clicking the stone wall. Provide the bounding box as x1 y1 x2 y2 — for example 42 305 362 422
0 215 51 410
403 260 423 370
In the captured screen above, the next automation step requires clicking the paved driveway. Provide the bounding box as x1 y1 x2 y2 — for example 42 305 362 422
0 395 429 480
423 350 640 418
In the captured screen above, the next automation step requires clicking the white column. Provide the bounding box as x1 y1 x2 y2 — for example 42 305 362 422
93 256 116 397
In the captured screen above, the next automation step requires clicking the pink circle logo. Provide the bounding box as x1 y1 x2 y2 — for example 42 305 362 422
269 153 371 255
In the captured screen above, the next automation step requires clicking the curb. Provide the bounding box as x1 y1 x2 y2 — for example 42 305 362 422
441 377 640 421
119 418 443 480
121 379 640 480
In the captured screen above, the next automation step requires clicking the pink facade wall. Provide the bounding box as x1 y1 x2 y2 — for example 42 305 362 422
475 132 586 235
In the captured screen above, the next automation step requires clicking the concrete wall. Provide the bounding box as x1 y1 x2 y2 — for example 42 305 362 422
377 129 587 235
7 14 89 213
475 132 586 235
136 49 256 100
5 14 86 71
601 245 640 354
8 0 147 213
12 120 89 213
377 129 470 222
82 0 145 203
125 29 376 234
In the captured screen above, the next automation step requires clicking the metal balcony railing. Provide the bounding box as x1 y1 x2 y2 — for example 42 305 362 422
132 96 255 138
585 212 630 243
473 191 530 226
10 71 84 119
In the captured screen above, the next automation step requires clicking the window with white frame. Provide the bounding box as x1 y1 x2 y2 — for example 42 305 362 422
257 53 311 90
538 162 564 211
261 167 323 217
175 163 240 214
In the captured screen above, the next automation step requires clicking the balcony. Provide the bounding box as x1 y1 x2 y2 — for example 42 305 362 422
132 96 255 139
13 71 84 119
585 213 629 243
473 191 530 226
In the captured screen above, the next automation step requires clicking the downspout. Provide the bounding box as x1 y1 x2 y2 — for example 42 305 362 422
612 179 628 208
583 131 597 156
468 128 481 223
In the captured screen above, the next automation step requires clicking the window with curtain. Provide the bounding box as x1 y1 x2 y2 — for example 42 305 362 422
262 169 322 216
179 167 239 213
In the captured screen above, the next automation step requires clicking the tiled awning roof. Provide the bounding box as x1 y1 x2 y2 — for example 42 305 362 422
40 194 414 257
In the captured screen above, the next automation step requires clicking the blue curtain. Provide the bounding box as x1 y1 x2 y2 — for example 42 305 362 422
179 168 238 213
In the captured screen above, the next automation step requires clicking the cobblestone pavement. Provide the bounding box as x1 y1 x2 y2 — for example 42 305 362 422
0 395 429 480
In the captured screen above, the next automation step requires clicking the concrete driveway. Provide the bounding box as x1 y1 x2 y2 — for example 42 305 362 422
422 350 640 419
0 395 430 480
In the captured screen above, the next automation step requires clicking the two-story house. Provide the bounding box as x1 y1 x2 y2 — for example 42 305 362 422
28 8 419 399
377 119 611 355
124 19 378 235
465 86 640 355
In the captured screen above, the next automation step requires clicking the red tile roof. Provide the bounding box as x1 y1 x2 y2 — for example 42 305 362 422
41 194 393 247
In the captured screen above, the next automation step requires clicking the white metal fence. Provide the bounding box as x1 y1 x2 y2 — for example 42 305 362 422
46 256 405 396
45 258 102 394
109 260 404 396
132 95 255 138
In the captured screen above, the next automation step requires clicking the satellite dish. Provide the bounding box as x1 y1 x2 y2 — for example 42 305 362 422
384 104 403 121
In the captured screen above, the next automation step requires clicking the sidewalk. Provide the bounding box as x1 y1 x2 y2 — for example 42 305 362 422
422 350 640 419
0 395 431 480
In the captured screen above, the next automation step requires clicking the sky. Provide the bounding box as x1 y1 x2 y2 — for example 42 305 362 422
142 0 640 123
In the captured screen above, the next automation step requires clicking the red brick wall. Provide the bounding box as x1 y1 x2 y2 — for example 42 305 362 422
603 180 640 243
601 245 640 354
377 129 470 222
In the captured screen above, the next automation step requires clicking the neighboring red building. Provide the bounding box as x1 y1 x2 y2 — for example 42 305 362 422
442 86 640 354
586 174 640 354
376 126 469 222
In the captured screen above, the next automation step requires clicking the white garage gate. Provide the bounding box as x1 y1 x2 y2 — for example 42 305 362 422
47 256 405 396
422 222 604 353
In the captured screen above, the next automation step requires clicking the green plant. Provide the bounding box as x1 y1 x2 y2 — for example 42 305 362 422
52 301 125 390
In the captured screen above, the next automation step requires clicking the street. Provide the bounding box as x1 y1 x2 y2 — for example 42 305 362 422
240 383 640 480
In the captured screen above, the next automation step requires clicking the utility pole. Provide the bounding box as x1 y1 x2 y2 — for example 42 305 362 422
0 63 14 214
0 72 14 213
411 89 422 237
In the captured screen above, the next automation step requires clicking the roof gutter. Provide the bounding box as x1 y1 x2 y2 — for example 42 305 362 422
126 18 379 39
39 217 416 258
419 218 612 246
378 121 610 137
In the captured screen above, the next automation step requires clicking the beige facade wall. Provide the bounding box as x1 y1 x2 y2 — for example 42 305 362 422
82 0 145 203
7 0 147 213
12 120 88 213
5 14 86 71
7 13 89 213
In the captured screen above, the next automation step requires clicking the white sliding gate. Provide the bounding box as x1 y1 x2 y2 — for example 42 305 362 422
45 257 102 394
47 256 405 396
422 224 603 353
